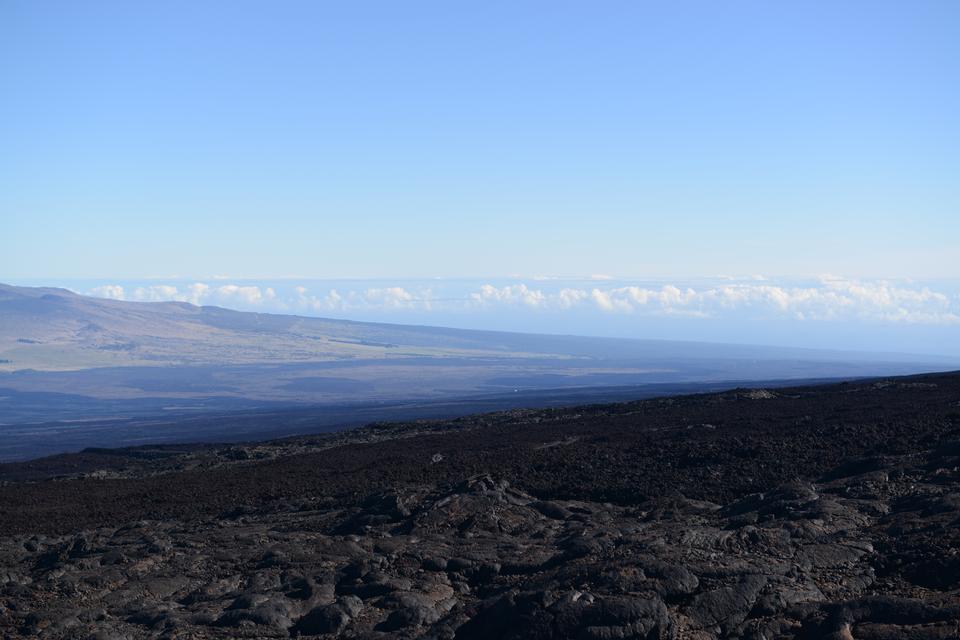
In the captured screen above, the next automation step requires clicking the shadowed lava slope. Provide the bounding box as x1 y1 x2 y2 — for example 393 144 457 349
1 373 959 639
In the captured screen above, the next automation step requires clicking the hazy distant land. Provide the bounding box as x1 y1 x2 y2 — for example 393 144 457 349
2 282 957 458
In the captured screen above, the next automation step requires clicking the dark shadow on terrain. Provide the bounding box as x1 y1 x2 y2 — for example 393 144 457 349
0 378 851 462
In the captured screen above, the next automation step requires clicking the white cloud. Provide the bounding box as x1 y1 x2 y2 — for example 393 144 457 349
557 288 588 309
688 279 960 324
364 287 416 309
131 285 180 302
90 284 125 300
584 285 701 314
186 283 210 305
324 289 344 309
293 286 429 312
91 282 276 308
590 288 631 313
214 285 274 305
471 284 547 308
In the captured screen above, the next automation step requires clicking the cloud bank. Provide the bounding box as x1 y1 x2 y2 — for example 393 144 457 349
90 283 276 307
87 277 960 326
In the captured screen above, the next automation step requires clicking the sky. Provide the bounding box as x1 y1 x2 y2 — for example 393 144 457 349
2 2 959 354
2 0 958 280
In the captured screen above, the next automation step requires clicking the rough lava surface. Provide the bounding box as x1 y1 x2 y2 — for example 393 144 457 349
1 373 959 639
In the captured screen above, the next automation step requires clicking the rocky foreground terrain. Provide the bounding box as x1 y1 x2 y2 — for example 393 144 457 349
1 373 959 639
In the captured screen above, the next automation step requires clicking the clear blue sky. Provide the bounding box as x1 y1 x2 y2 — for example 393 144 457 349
2 1 958 279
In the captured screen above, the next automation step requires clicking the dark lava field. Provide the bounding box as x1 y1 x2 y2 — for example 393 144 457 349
1 372 960 639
